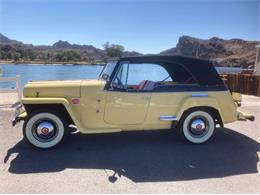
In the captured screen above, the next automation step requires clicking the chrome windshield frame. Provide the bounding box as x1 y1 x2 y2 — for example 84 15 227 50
98 60 118 80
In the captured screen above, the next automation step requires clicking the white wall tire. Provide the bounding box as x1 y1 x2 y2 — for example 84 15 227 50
23 112 67 149
179 110 215 144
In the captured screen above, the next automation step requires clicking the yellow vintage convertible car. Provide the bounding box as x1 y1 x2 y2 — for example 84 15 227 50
12 55 254 148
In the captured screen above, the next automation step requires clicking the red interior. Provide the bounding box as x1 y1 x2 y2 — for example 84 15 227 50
127 80 148 90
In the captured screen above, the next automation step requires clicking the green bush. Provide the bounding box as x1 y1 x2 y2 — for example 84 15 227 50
103 42 124 58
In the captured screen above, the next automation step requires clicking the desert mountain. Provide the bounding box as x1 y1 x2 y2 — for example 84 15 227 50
161 36 260 68
0 33 21 44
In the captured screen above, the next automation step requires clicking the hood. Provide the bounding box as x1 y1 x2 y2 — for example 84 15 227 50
23 80 84 98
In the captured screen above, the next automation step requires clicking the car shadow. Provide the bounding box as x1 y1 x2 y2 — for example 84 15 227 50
4 128 259 183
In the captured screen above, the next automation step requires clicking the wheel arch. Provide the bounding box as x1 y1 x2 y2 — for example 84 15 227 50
179 106 223 127
24 103 74 125
21 97 84 130
175 96 224 127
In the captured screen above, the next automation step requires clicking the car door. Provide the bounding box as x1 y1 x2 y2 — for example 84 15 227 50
104 91 151 125
104 61 151 125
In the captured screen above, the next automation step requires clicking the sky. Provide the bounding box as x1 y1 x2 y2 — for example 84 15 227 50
0 0 259 54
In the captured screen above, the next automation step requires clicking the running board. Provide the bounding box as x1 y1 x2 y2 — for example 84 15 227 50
159 115 178 121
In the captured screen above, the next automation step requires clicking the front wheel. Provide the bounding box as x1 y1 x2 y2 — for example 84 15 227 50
178 110 215 144
23 111 67 149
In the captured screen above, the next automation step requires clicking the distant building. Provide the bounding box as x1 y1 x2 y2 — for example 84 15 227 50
255 45 260 74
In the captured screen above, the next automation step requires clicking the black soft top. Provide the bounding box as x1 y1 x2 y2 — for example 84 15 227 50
120 55 224 86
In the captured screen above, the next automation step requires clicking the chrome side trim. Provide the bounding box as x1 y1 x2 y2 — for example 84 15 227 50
159 115 178 121
191 93 208 97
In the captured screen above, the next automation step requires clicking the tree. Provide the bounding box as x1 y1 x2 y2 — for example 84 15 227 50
6 51 12 60
103 42 124 58
0 51 5 60
54 50 81 62
29 52 37 61
1 45 12 52
13 52 21 62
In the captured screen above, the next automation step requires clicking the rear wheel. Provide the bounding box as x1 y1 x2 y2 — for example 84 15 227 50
23 111 67 149
178 110 215 144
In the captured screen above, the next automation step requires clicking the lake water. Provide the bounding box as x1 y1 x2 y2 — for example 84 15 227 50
0 64 104 89
0 64 242 89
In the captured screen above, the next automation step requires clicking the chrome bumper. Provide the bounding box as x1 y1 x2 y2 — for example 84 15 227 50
12 103 23 126
237 111 255 121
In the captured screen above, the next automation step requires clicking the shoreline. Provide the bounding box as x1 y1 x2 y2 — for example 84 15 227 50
0 61 106 65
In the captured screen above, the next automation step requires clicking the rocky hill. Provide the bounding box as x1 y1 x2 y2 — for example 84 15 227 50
0 33 259 67
0 33 21 44
47 40 106 60
161 36 260 68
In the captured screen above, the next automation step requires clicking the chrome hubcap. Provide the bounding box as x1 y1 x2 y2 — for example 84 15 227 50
36 122 55 137
191 119 206 131
33 120 58 142
189 118 208 137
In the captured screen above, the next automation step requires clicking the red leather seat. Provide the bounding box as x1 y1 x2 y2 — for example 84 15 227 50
137 80 148 90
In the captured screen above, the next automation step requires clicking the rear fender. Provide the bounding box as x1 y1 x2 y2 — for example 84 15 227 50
175 96 223 122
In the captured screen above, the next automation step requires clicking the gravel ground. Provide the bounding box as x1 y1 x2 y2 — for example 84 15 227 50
0 94 259 193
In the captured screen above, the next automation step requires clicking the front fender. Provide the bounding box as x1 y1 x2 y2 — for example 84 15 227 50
21 97 84 130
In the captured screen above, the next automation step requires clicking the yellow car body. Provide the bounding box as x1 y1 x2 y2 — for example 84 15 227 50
21 79 237 134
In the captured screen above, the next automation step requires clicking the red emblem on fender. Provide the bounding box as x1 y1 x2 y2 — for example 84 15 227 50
71 98 80 104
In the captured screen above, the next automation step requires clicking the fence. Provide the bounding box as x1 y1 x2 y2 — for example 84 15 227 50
221 74 260 97
0 75 22 103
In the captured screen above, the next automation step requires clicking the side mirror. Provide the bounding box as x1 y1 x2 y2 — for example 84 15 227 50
101 74 110 81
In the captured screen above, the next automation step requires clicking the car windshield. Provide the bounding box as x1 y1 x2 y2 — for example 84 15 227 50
99 61 117 80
